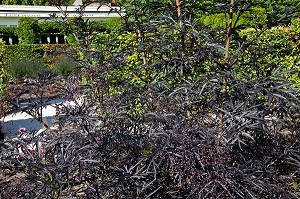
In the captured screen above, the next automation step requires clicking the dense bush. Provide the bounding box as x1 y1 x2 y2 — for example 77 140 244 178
0 40 7 118
0 26 17 36
41 44 70 67
200 7 268 28
38 21 64 34
262 0 300 25
0 40 6 96
197 0 300 27
1 44 71 83
0 1 299 198
17 17 40 44
99 17 124 33
0 40 7 139
237 26 300 87
1 21 63 37
47 17 124 45
291 17 300 29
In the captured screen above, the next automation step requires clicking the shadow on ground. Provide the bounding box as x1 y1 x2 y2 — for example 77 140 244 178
2 116 56 138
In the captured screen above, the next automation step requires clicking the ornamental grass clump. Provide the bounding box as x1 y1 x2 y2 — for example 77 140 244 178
6 58 47 80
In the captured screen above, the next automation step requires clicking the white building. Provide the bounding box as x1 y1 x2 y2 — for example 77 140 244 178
0 4 123 44
0 4 123 27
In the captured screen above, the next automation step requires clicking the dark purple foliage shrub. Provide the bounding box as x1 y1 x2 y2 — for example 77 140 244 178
1 0 300 198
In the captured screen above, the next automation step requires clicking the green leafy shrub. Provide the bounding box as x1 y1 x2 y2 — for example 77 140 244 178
291 18 300 29
101 17 124 33
0 39 7 121
0 27 17 36
60 16 124 47
42 44 70 68
1 21 64 38
0 40 8 126
238 26 300 87
65 34 77 44
1 0 22 5
0 40 6 97
17 17 40 44
86 18 124 34
200 7 268 28
38 21 64 34
32 0 50 5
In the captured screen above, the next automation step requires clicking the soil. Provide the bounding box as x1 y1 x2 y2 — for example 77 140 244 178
6 78 66 101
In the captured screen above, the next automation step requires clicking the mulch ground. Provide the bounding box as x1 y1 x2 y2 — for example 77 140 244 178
6 78 66 101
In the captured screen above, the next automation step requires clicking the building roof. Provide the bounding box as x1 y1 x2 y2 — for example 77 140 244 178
0 4 124 26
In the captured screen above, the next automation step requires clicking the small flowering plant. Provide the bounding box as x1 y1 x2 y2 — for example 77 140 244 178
18 127 26 137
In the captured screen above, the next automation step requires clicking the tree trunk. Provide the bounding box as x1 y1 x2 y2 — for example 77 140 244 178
176 0 182 28
217 0 234 145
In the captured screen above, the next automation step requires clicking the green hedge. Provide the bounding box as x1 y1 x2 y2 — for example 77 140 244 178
200 7 268 29
0 27 17 36
0 40 7 119
3 44 44 66
0 21 64 36
237 26 300 87
0 40 7 97
38 21 64 33
291 18 300 29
